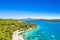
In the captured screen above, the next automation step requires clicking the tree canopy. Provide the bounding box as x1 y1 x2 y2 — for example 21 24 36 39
0 19 37 40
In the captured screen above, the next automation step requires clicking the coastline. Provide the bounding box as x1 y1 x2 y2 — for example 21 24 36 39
12 27 38 40
22 26 39 39
12 30 25 40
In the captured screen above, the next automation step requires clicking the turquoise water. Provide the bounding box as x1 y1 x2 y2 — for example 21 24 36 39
22 20 60 40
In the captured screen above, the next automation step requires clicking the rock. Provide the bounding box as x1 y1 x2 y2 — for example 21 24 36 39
51 35 55 39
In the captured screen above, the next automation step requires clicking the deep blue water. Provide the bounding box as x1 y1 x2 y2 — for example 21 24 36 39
22 20 60 40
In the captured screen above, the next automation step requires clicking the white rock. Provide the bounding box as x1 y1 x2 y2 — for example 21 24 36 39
12 30 24 40
51 35 55 39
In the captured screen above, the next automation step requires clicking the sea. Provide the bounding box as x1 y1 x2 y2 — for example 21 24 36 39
22 19 60 40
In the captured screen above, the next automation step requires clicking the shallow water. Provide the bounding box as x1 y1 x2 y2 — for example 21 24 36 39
22 20 60 40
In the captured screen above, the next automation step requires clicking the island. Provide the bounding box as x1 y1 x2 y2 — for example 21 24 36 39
35 19 60 22
0 18 37 40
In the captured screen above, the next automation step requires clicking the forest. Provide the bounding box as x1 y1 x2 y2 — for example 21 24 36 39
0 19 37 40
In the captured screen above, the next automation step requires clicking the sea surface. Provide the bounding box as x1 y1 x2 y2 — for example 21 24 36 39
22 19 60 40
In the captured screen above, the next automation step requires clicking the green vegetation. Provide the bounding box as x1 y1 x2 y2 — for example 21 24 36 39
0 19 37 40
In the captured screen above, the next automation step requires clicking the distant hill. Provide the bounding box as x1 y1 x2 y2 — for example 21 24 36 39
35 19 60 22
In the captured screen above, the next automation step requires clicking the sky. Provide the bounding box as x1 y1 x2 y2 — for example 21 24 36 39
0 0 60 19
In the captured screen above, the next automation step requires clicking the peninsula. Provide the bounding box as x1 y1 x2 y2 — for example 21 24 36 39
0 18 37 40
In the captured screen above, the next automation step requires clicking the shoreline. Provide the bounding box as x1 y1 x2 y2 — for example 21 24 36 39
12 30 25 40
12 27 37 40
